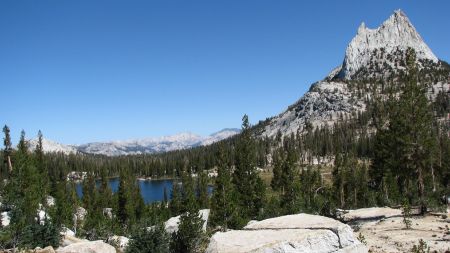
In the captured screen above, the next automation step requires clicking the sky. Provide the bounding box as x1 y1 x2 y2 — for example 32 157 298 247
1 0 449 145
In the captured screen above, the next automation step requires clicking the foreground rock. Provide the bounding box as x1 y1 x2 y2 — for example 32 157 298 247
32 246 56 253
206 213 367 253
356 214 450 252
338 207 403 222
56 240 116 253
165 209 210 233
107 235 129 252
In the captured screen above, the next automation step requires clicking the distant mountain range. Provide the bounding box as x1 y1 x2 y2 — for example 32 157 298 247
28 128 240 156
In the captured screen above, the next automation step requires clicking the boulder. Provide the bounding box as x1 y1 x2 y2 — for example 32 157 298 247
56 240 116 253
60 234 88 247
60 227 75 237
338 207 402 222
46 196 55 207
103 208 113 219
206 213 367 253
357 214 450 252
165 209 210 234
74 206 87 222
1 211 10 226
36 246 56 253
107 235 129 252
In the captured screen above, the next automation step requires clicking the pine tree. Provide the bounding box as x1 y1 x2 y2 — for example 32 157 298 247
117 170 129 229
126 223 170 253
163 186 169 206
197 170 209 209
98 167 112 208
83 171 104 239
279 147 299 213
171 173 205 253
35 130 44 173
210 147 239 230
4 130 43 250
233 115 265 219
371 48 437 212
169 182 182 216
270 149 283 191
395 48 437 213
17 130 28 154
332 154 347 208
35 130 49 207
2 125 13 173
299 166 323 212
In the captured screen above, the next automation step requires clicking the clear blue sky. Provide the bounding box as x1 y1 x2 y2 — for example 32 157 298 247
1 0 449 144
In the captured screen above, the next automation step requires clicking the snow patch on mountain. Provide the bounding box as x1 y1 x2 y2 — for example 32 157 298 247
28 138 78 155
77 128 240 156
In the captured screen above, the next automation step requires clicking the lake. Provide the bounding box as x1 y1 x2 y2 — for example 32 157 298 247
76 178 212 204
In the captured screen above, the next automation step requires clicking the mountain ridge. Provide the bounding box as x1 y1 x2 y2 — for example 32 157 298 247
259 9 449 138
28 128 240 156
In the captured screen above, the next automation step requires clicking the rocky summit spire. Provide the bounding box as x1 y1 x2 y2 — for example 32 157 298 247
338 9 438 79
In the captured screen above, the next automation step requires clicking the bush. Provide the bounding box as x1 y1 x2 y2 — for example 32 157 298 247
402 201 412 229
126 224 170 253
410 239 429 253
20 218 61 249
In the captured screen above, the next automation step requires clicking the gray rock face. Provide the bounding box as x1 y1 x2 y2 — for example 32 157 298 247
164 209 210 234
263 81 365 138
340 10 437 80
337 207 403 222
206 213 367 253
56 240 116 253
259 10 447 139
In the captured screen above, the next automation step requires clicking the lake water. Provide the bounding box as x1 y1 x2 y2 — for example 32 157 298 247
76 178 212 204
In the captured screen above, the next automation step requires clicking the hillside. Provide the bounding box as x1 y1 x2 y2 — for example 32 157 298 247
258 10 449 138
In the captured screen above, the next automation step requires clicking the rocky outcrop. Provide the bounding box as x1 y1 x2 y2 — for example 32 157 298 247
337 207 403 222
259 10 448 139
1 211 10 226
339 10 437 79
357 214 450 252
56 240 116 253
262 81 365 137
107 235 129 253
206 213 367 253
32 246 56 253
165 209 210 234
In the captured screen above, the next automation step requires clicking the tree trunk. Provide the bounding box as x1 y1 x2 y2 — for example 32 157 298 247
431 164 436 193
417 166 426 214
7 155 12 172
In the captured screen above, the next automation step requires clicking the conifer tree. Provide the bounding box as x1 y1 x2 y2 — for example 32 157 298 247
163 186 169 206
117 170 129 229
2 125 13 173
371 48 437 211
233 115 265 219
210 147 239 230
169 182 182 216
197 170 209 209
35 130 44 174
270 149 283 191
126 223 170 253
171 172 204 253
17 130 28 154
4 130 43 250
98 167 112 208
279 147 300 214
35 130 49 206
